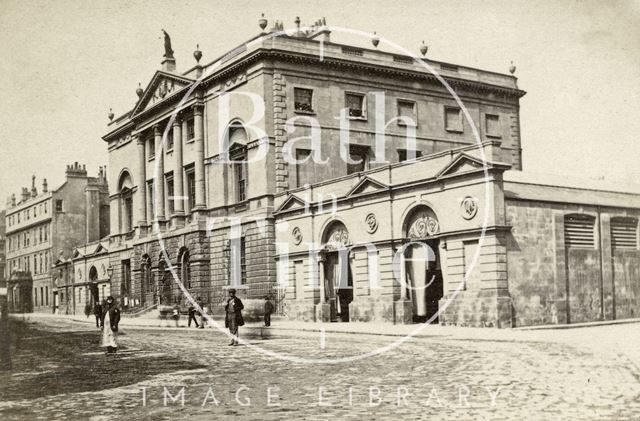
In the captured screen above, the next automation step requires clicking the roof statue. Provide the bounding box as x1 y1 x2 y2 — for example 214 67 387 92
162 29 174 59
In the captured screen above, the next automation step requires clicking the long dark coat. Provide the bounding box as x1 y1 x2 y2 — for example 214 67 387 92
100 304 121 332
224 297 244 328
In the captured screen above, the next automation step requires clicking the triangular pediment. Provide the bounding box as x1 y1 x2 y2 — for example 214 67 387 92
93 243 109 255
275 194 308 213
131 71 194 117
346 176 388 197
71 249 83 259
436 153 488 179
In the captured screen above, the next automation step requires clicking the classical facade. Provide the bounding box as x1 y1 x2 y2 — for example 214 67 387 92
5 164 109 313
102 18 640 326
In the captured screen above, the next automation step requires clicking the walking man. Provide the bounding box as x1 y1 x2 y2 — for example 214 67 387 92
264 296 274 327
94 300 103 329
224 289 244 346
188 298 199 328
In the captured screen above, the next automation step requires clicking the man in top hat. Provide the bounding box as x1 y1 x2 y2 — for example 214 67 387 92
224 289 244 346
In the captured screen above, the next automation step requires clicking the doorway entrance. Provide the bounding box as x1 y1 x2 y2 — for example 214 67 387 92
322 221 353 322
403 205 444 323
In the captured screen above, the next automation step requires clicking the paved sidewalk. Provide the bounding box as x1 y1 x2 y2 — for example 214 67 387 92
15 312 640 365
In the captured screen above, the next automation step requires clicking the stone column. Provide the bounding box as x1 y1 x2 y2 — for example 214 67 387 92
135 135 147 230
318 256 326 304
399 253 407 300
153 124 166 224
193 104 206 211
172 117 185 226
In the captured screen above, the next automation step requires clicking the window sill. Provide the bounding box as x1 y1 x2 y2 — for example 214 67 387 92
486 134 502 139
294 109 316 115
397 121 418 127
148 156 155 162
234 201 249 212
185 138 195 144
445 128 463 134
165 148 174 154
347 116 367 121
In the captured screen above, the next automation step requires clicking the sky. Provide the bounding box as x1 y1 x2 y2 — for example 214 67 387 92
1 0 639 208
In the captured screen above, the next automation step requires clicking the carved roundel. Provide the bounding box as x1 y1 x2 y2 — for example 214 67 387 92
292 227 303 245
365 213 378 234
77 268 82 281
461 196 479 220
101 264 107 276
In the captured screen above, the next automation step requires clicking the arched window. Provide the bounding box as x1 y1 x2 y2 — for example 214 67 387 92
118 171 134 233
140 255 151 304
225 121 249 203
179 249 191 289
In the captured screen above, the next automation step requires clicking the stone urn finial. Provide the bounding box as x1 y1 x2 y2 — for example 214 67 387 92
420 40 428 57
259 13 268 31
108 108 114 121
194 44 202 63
509 60 516 74
136 82 143 98
371 32 379 48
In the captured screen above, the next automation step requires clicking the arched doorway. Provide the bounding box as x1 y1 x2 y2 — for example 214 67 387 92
140 255 151 307
322 221 353 322
157 258 171 305
88 266 99 305
403 206 443 323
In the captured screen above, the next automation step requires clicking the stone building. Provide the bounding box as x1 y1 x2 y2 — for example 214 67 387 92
5 164 109 313
102 18 640 326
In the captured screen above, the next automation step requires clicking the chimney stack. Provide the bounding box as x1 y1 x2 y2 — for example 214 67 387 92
21 187 29 202
11 194 16 207
31 175 37 197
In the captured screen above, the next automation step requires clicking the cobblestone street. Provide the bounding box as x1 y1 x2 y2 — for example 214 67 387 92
1 317 640 420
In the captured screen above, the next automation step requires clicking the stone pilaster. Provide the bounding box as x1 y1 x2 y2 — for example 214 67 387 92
152 124 166 227
273 73 288 192
172 117 185 227
193 103 206 213
135 135 148 231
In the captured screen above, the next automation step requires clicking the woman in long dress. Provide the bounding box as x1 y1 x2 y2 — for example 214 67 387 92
100 296 121 354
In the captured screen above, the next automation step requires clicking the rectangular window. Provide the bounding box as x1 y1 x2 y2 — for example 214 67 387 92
445 106 463 132
398 149 423 162
33 206 37 217
40 287 44 306
123 194 133 232
34 288 37 306
55 200 63 212
345 93 366 118
347 145 369 175
485 114 501 138
240 236 247 284
294 88 314 112
234 159 247 202
166 174 175 215
45 286 49 306
44 202 47 213
295 149 313 188
397 99 417 126
148 137 155 158
167 129 174 150
187 118 195 140
185 167 196 210
147 180 155 218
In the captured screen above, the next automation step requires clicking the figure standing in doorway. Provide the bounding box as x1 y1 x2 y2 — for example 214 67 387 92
224 289 244 346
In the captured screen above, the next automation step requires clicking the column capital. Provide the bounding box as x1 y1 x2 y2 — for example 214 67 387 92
153 124 162 136
135 134 145 145
171 116 182 127
192 103 204 116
